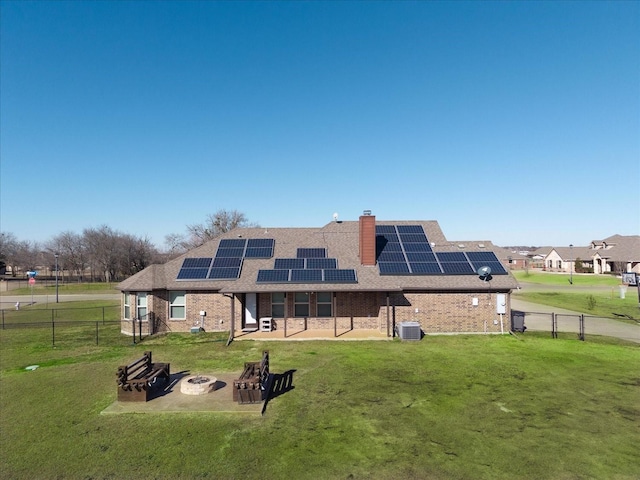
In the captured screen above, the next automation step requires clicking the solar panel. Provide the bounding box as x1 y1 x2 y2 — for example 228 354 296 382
378 241 403 252
291 269 323 282
376 232 399 243
274 258 305 269
375 225 397 233
409 262 442 274
378 251 407 262
218 238 247 249
323 269 357 283
399 233 428 243
297 248 326 258
257 269 290 283
436 252 468 262
244 247 274 258
215 247 245 258
181 258 213 268
247 238 274 248
403 242 432 252
378 262 411 275
466 252 507 274
208 267 241 279
177 268 209 280
245 238 274 258
307 258 338 269
406 251 437 262
441 262 475 274
212 257 242 268
465 251 496 262
396 225 424 234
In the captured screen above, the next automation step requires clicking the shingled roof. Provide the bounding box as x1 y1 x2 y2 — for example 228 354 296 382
118 220 519 293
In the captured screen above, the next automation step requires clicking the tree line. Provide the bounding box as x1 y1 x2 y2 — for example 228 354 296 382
0 209 255 282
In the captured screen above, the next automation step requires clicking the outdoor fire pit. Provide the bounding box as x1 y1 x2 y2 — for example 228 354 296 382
180 374 218 395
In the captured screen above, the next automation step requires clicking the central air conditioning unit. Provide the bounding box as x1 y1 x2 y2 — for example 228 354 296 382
397 321 422 341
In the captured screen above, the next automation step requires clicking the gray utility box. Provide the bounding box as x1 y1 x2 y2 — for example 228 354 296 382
397 321 422 341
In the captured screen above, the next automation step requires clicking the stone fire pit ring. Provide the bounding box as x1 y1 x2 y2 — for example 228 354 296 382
180 375 218 395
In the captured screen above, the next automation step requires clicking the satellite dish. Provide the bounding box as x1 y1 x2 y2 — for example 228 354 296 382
477 266 492 280
333 212 339 222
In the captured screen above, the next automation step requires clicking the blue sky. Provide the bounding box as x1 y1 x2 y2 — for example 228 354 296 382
1 0 638 249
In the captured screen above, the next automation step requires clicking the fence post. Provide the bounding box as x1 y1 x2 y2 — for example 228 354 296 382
132 318 137 344
579 315 585 341
138 317 143 341
52 312 55 348
96 321 99 346
551 312 557 339
102 307 105 324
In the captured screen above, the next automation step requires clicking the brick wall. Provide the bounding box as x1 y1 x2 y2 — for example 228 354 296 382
122 289 511 335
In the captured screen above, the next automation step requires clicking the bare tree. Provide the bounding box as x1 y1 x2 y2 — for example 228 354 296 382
184 209 258 248
163 232 188 257
45 231 88 281
0 232 18 275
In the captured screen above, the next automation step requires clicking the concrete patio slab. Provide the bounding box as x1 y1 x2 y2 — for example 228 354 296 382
101 372 263 415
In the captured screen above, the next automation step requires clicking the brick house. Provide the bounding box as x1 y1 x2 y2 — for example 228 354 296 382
117 214 519 340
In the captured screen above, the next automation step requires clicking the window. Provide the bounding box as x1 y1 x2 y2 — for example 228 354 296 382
169 291 186 320
294 292 309 317
271 293 285 318
316 292 332 317
136 293 147 320
124 293 131 319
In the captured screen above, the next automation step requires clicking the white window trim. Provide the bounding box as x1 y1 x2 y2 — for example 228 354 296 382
123 293 131 320
136 293 148 320
169 291 186 320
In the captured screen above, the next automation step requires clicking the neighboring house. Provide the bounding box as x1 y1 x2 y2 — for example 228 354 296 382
590 235 640 274
118 213 519 340
539 246 594 273
493 247 530 270
539 234 640 275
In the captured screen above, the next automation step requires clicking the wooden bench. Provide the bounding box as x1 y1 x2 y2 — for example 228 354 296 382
116 351 170 402
233 350 270 404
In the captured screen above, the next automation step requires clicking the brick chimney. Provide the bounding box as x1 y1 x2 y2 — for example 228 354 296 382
359 211 376 266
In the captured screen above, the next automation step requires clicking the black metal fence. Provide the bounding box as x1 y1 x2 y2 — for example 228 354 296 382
511 310 638 342
0 304 130 347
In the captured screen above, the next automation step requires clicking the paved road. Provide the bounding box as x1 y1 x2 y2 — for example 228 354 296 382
0 293 120 307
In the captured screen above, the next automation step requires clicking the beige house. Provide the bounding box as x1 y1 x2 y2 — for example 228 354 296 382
118 214 519 340
540 235 640 275
590 235 640 274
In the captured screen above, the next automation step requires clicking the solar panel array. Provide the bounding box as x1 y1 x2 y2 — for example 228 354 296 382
257 247 357 284
176 238 275 281
376 225 507 276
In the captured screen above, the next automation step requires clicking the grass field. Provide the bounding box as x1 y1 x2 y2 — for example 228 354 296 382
512 270 621 287
1 327 639 479
3 281 119 296
512 270 640 321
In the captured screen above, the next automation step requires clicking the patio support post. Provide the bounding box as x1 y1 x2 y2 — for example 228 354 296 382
386 293 391 337
333 292 337 337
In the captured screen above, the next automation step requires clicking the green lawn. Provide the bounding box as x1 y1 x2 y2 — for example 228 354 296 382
512 270 640 320
3 281 119 296
1 329 638 479
512 270 621 287
515 291 640 322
